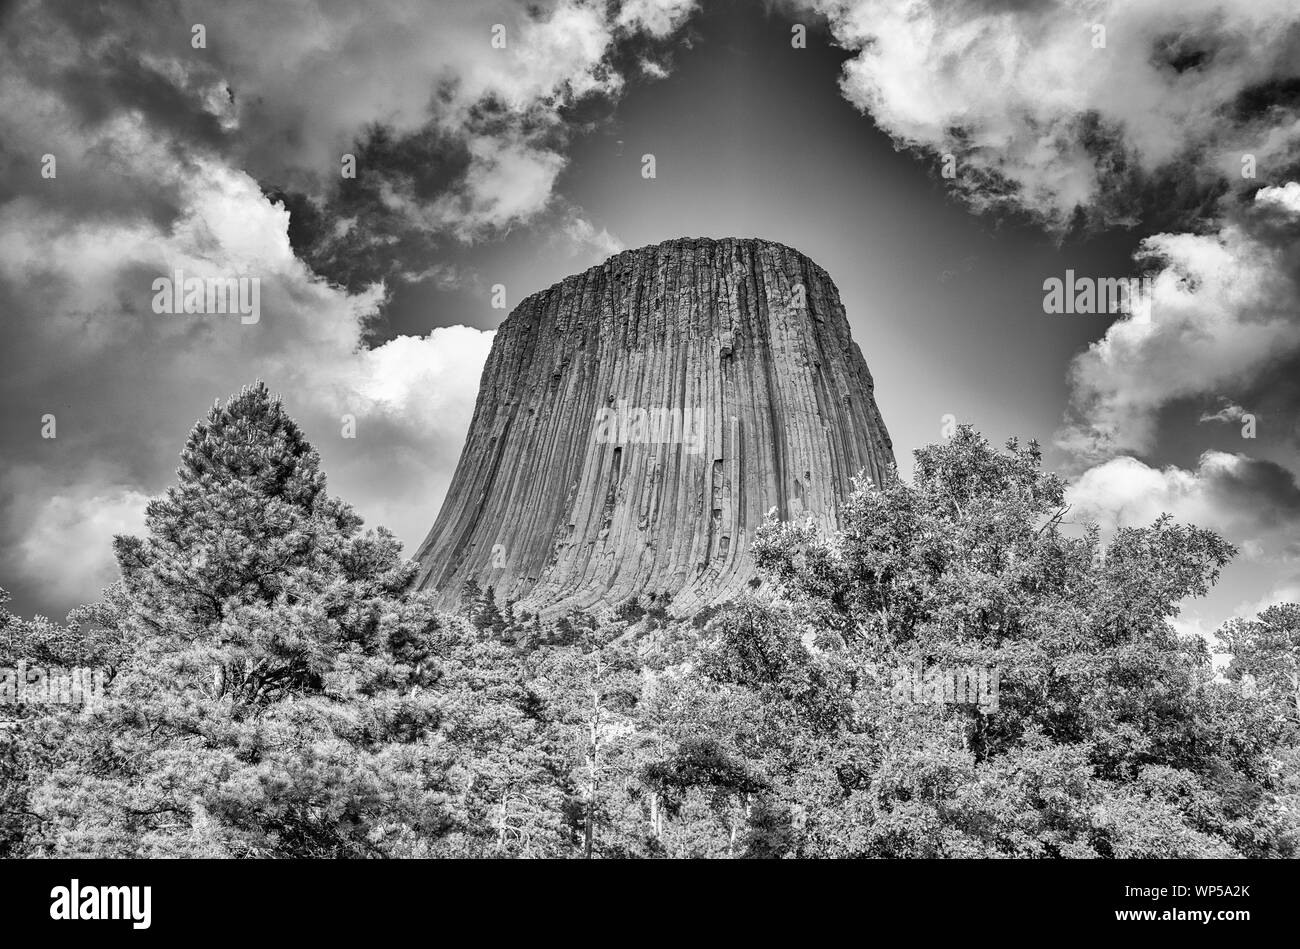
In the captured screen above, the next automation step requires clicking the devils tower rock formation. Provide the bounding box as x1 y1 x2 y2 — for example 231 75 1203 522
415 237 894 616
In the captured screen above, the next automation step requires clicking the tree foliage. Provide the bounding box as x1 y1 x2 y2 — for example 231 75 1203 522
4 407 1297 858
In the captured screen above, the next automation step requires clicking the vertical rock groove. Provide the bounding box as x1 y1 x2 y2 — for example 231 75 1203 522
415 237 895 616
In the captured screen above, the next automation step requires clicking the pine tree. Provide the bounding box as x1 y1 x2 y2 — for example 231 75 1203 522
474 585 503 635
26 385 465 856
460 578 483 618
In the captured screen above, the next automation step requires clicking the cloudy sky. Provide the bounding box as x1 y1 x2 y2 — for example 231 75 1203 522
2 0 1299 644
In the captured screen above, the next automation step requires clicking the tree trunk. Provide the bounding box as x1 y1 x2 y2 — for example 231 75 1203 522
497 792 508 852
585 680 599 859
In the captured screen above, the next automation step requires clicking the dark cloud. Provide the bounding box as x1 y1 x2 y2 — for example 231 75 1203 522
1232 76 1300 121
1206 455 1300 522
261 124 474 301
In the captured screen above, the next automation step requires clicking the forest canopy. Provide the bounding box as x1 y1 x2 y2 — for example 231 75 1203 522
2 386 1296 858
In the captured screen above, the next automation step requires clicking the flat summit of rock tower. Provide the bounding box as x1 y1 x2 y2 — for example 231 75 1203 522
415 237 895 616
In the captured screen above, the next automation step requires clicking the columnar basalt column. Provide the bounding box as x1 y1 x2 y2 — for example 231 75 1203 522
415 237 895 617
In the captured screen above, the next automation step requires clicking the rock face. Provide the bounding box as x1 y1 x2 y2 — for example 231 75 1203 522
415 237 895 616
